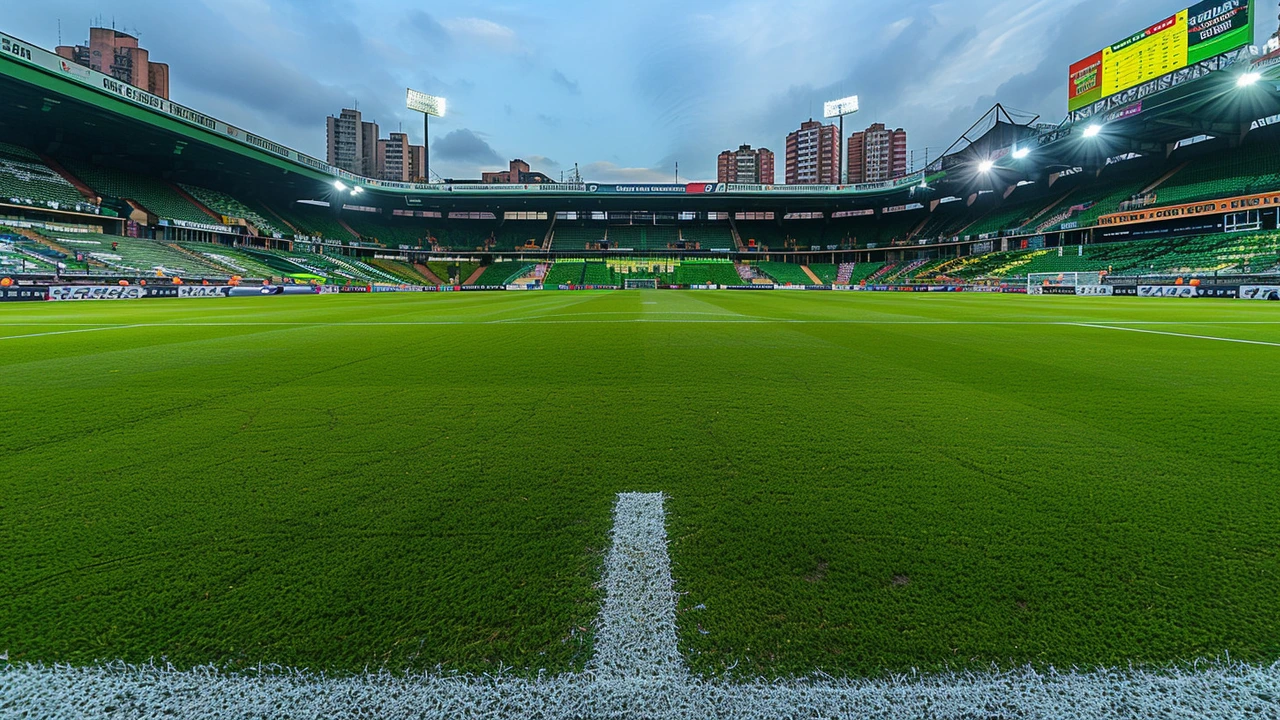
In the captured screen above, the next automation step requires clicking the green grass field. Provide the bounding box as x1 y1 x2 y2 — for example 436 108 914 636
2 291 1278 679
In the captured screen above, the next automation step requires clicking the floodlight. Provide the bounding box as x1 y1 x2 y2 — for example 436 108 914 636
1083 124 1102 138
334 180 348 191
1237 72 1262 88
978 160 995 173
1012 147 1031 159
352 187 364 195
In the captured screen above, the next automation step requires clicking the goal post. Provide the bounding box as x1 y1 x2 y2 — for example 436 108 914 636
624 278 659 290
1027 271 1107 295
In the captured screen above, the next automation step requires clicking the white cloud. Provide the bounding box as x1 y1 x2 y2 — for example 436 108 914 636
444 17 518 48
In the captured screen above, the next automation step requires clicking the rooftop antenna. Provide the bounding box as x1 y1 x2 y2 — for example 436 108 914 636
57 19 62 46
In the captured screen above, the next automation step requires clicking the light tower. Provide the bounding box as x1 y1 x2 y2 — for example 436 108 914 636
406 89 446 183
823 95 859 184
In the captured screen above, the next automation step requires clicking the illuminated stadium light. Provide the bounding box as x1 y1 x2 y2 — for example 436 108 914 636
352 187 364 195
1083 124 1102 138
1012 146 1031 159
977 159 995 173
1237 72 1262 88
333 180 348 192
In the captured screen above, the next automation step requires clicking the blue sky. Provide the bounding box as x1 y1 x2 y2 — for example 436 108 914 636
7 0 1252 182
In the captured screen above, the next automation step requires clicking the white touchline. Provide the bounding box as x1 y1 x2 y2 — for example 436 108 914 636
2 492 1278 719
0 324 146 341
1073 323 1280 347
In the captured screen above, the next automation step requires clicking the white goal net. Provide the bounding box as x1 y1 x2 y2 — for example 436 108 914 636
624 278 659 290
1027 272 1107 295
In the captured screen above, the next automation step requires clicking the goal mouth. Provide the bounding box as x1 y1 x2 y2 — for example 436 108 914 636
624 279 659 290
1027 271 1107 295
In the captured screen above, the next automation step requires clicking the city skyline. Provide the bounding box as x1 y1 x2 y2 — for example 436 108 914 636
5 0 1226 183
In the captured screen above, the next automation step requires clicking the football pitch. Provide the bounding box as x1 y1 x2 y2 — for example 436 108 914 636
2 290 1278 681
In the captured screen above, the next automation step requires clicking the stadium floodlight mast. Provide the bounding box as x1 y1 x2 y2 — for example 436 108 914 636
407 88 446 183
823 95 859 184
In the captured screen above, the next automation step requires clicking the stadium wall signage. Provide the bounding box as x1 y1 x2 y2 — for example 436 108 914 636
47 285 146 301
159 219 237 234
0 286 47 302
1138 285 1200 298
177 286 233 299
1075 285 1115 296
1097 190 1280 226
1239 285 1280 300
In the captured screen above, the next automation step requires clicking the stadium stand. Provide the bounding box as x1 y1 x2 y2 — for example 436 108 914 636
736 222 788 250
757 261 814 286
265 203 357 242
62 161 212 224
679 226 735 250
424 261 481 285
1151 142 1280 207
179 185 285 237
846 261 886 284
672 260 741 286
53 233 226 276
0 143 96 213
427 224 495 251
178 243 278 279
472 263 533 286
544 262 585 286
582 262 618 286
0 228 61 273
551 225 606 250
808 263 839 285
338 212 427 248
606 225 681 252
496 222 550 250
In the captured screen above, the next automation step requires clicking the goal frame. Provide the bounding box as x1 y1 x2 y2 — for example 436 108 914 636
1027 271 1105 295
624 278 659 290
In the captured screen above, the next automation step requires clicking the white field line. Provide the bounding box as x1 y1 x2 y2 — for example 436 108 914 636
590 493 682 679
4 492 1279 718
0 324 145 341
1 319 1280 330
1074 322 1280 347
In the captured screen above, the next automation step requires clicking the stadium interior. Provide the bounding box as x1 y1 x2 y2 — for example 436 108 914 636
2 30 1280 291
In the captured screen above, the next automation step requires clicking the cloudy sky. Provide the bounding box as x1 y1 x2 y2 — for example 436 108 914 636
6 0 1255 182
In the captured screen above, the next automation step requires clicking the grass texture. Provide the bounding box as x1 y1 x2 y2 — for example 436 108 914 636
1 291 1278 678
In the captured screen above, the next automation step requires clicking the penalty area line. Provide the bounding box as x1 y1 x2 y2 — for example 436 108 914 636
1073 323 1280 347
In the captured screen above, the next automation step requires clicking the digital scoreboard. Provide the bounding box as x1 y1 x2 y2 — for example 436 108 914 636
1069 0 1253 113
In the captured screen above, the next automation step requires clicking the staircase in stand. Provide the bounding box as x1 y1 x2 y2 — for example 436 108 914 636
168 183 224 223
461 265 486 286
868 262 898 283
413 262 445 285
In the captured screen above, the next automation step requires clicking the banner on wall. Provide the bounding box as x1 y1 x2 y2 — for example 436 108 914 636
47 285 145 301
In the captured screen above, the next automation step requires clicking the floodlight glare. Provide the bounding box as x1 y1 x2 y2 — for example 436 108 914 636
334 180 348 191
978 160 995 173
1083 124 1102 138
1012 147 1031 159
1237 72 1262 88
352 187 364 195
